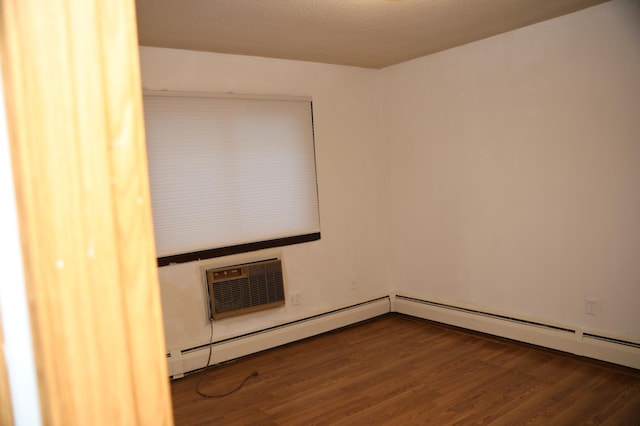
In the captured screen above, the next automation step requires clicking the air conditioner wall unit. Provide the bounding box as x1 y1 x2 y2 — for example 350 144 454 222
206 259 285 320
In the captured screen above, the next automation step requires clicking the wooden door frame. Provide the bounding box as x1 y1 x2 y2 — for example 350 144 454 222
0 0 173 424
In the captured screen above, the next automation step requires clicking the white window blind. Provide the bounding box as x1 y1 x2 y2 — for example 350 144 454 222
143 92 321 264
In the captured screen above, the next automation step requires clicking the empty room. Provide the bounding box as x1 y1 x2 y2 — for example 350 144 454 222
1 0 639 424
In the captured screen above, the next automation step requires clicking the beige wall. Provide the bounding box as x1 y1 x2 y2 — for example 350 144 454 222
381 0 640 339
139 48 390 350
140 0 640 352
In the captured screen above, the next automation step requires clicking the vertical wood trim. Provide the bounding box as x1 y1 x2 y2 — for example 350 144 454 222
0 0 173 424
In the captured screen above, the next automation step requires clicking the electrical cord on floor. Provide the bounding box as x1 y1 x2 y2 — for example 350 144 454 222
195 318 259 398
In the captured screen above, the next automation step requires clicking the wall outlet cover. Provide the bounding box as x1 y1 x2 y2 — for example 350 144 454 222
585 297 598 316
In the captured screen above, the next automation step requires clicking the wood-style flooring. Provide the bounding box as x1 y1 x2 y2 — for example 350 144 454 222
171 313 640 425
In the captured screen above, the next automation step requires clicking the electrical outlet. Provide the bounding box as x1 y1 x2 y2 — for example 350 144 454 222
290 291 301 306
585 297 598 316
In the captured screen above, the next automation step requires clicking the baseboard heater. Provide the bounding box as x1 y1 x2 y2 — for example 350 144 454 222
166 296 391 378
165 293 639 377
396 295 575 332
394 294 640 370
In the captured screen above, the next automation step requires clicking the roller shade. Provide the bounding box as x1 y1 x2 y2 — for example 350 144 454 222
143 92 321 264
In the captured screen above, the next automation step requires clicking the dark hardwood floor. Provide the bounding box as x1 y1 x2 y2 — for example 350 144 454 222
171 314 640 425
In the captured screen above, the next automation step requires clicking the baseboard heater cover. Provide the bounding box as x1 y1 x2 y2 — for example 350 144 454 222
394 294 640 370
581 333 640 370
167 296 391 378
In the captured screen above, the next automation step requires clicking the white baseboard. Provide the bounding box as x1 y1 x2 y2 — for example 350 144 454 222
167 293 639 378
394 295 578 354
394 294 640 370
582 334 640 370
168 296 391 378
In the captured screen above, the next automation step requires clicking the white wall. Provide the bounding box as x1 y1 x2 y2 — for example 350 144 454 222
139 48 390 351
380 0 640 340
141 0 640 354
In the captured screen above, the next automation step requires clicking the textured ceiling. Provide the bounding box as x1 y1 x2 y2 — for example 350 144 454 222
136 0 610 69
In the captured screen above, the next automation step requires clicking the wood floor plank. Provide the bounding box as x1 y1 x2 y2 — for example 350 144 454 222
171 314 640 425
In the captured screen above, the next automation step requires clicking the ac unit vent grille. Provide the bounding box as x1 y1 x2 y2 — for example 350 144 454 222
206 259 285 319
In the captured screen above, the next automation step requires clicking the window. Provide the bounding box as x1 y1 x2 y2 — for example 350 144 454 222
143 92 321 266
